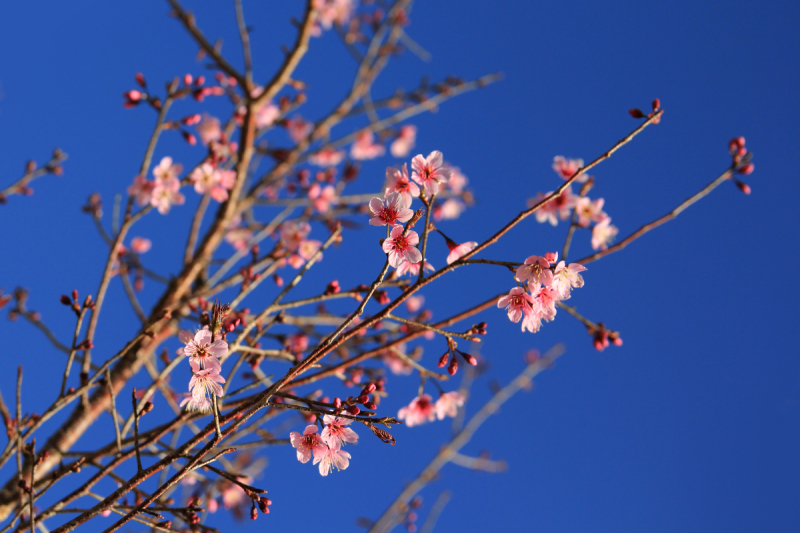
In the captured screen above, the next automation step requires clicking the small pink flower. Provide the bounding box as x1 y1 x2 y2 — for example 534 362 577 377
313 445 351 476
190 163 235 202
406 295 424 313
397 394 437 427
130 237 151 254
309 147 346 167
179 392 212 412
225 216 253 250
435 391 465 420
530 186 576 226
189 368 225 399
411 150 452 195
385 164 420 206
196 114 222 146
153 156 183 184
497 287 535 325
150 178 185 215
287 115 313 144
552 156 588 183
369 192 414 227
256 102 280 129
395 258 434 277
531 284 559 322
178 328 227 373
591 218 618 251
308 183 338 213
445 165 468 194
297 239 323 262
321 415 359 448
290 425 327 463
515 256 554 286
313 0 355 30
445 239 477 265
390 125 417 158
280 221 311 251
574 197 607 227
127 175 154 206
350 130 385 160
433 198 466 221
551 261 587 300
383 226 422 268
383 350 414 375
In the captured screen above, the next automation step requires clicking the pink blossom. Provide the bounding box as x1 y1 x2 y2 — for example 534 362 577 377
297 239 323 262
130 237 151 254
591 218 618 250
531 284 559 321
189 368 225 399
190 163 236 202
434 198 466 221
127 175 154 206
444 165 468 194
397 394 437 427
435 391 465 420
530 186 576 226
149 179 185 215
406 295 424 313
497 287 535 325
280 221 311 251
313 445 351 476
308 183 338 213
178 328 227 373
196 114 222 145
321 415 359 448
574 197 607 227
515 256 554 286
287 115 313 144
350 130 385 160
390 125 417 158
411 150 452 195
313 0 355 30
153 156 183 184
309 147 345 167
385 164 420 206
395 258 433 277
290 425 327 463
383 226 422 268
552 155 588 183
369 192 413 227
551 261 587 300
256 102 280 129
442 237 477 265
383 350 413 375
179 393 212 412
224 216 253 250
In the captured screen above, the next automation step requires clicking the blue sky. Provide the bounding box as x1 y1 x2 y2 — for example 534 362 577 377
1 1 798 531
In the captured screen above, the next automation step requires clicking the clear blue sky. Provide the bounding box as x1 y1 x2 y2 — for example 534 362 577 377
1 1 798 531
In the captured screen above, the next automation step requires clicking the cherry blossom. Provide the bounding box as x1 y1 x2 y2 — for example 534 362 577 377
130 237 151 254
385 164 420 206
314 445 351 476
530 186 576 226
552 155 588 183
390 125 417 158
591 218 618 250
255 102 280 129
127 175 154 206
196 114 222 146
309 147 345 167
350 130 385 160
369 192 413 227
190 163 236 202
280 221 311 252
515 255 554 286
574 197 607 227
438 232 477 264
224 215 253 250
179 393 211 412
383 226 422 268
153 156 183 185
189 368 225 399
287 115 313 144
397 394 437 427
383 350 414 375
435 391 465 420
321 415 359 448
178 328 226 373
149 179 185 215
434 198 466 221
290 425 327 463
395 258 433 277
444 165 468 194
308 183 338 213
411 150 452 195
551 261 587 300
497 287 535 325
531 284 559 322
313 0 354 30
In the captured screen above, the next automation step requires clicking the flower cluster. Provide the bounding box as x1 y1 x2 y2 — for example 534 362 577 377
289 415 357 476
177 327 228 412
128 156 185 215
397 392 465 427
498 252 587 333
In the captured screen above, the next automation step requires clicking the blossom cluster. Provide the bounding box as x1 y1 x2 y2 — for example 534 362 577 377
177 327 228 412
397 392 465 427
498 252 587 333
290 415 358 476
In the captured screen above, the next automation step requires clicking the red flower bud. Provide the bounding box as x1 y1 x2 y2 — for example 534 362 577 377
735 180 751 195
737 163 754 175
628 108 646 119
651 98 660 111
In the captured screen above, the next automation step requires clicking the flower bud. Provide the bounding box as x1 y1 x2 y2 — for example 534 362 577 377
628 108 646 119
